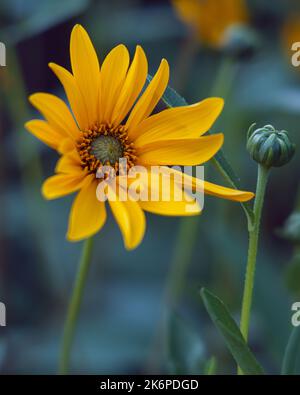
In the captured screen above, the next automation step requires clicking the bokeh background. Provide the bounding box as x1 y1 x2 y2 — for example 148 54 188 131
0 0 300 374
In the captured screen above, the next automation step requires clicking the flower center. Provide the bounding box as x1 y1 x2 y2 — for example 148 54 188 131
90 135 123 164
77 124 136 175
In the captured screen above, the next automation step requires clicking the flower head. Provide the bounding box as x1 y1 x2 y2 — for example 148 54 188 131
172 0 249 48
247 124 295 168
26 25 253 250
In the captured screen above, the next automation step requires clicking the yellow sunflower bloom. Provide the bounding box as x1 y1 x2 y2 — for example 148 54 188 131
172 0 249 48
25 25 253 250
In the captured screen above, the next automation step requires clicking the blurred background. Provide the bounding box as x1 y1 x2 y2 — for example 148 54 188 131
0 0 300 374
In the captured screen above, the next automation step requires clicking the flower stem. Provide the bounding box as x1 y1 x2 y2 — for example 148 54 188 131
59 237 94 375
210 56 238 97
238 165 269 374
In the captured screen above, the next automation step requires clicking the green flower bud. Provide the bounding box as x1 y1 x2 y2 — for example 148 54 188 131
247 124 295 168
222 25 260 60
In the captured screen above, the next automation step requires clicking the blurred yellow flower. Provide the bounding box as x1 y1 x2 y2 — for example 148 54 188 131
282 16 300 66
172 0 249 48
26 25 253 250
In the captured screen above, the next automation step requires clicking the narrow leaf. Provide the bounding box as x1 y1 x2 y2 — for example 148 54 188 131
159 81 188 108
200 288 264 375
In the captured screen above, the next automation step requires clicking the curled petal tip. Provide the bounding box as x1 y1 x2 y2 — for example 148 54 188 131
240 192 255 202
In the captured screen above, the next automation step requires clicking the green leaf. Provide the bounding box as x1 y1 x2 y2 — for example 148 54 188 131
158 81 189 108
148 77 254 225
281 327 300 375
212 151 241 188
200 288 264 375
210 155 254 226
166 312 204 375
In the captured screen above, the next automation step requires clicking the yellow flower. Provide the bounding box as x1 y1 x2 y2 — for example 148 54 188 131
282 15 300 66
172 0 249 48
25 25 253 250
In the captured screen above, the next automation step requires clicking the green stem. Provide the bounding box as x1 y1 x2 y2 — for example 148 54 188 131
210 56 238 97
238 165 269 374
59 237 94 375
204 356 217 375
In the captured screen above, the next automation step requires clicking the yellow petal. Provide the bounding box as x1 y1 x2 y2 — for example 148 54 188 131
70 24 100 126
49 62 89 130
204 180 254 202
111 45 148 126
29 93 79 140
67 176 107 241
55 150 82 174
134 98 224 147
108 184 146 250
138 171 201 216
100 44 130 123
139 200 201 216
162 166 254 202
25 120 63 149
127 59 169 136
42 173 85 200
58 138 76 154
138 134 224 166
